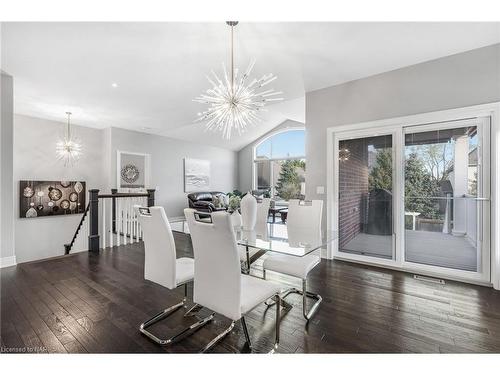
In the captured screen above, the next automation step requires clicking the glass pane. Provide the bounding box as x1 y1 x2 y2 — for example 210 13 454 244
273 159 306 201
255 129 305 159
255 161 271 191
256 138 272 159
404 125 479 271
338 135 393 259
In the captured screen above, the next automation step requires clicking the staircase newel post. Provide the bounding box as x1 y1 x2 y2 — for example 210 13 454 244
111 188 117 233
147 189 155 207
88 189 100 252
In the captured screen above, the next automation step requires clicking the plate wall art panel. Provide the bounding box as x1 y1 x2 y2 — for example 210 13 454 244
184 158 211 192
19 180 86 218
117 151 150 190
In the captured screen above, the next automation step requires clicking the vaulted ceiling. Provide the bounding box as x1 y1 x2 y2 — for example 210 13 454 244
2 22 499 150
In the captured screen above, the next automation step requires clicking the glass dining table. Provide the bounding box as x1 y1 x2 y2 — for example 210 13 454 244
169 218 338 273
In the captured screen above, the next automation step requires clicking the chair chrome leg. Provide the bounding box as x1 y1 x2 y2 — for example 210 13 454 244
240 317 252 349
245 246 251 274
200 320 236 353
301 279 322 320
139 283 215 346
183 303 204 317
269 294 281 354
264 279 322 321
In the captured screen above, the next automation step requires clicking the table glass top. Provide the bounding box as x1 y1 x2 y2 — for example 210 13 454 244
169 219 338 257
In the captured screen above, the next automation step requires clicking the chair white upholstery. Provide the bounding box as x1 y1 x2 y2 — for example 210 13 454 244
263 199 324 321
137 206 193 289
184 208 283 352
263 254 320 279
136 206 213 346
256 198 271 224
239 198 270 265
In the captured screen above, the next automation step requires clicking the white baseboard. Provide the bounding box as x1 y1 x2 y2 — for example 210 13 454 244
1 255 17 268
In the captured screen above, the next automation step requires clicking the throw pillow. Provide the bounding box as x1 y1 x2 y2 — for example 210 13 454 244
213 195 224 209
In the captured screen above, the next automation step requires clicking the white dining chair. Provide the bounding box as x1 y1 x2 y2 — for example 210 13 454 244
184 208 283 353
262 199 324 321
239 198 271 272
136 206 214 345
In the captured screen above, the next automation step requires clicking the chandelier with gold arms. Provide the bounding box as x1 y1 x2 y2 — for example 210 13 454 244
194 21 283 139
56 112 82 167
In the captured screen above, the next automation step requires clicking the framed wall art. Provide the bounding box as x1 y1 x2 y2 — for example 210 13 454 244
184 158 211 192
117 151 150 190
19 180 86 218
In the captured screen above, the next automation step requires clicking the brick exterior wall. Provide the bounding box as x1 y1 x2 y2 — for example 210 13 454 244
338 139 369 249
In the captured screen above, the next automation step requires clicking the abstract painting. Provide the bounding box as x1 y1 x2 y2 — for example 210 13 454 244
19 180 86 218
184 158 210 192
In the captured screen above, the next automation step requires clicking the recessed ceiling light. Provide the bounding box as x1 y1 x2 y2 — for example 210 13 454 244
111 83 118 88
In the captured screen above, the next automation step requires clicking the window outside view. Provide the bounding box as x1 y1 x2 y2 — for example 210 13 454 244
254 130 306 202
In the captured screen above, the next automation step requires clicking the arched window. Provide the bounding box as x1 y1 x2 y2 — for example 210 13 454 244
253 129 306 201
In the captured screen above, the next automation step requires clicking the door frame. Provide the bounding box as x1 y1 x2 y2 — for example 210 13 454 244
326 102 500 288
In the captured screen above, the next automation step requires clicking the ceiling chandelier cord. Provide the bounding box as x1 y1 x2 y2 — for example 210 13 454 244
194 21 283 140
230 23 234 94
66 111 71 140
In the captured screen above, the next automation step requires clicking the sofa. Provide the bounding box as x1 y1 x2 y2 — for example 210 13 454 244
187 191 228 213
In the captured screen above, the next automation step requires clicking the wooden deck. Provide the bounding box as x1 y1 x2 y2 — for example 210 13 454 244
2 232 500 353
342 230 478 271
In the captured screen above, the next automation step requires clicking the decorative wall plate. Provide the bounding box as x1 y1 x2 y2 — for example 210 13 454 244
74 181 83 194
121 164 140 183
23 186 35 198
26 207 37 218
60 181 71 188
69 192 78 202
60 200 70 210
48 187 63 201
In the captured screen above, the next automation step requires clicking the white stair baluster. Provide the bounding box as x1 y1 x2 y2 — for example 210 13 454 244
110 197 114 248
102 199 106 249
117 198 122 246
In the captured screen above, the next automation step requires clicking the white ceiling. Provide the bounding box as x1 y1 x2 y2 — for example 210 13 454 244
2 22 500 150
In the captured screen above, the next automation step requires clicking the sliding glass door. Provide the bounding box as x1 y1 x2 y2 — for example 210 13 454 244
334 117 490 282
338 134 394 260
403 120 489 274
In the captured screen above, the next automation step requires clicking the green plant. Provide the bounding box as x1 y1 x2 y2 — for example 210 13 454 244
227 189 243 198
275 159 306 200
368 149 392 191
228 195 241 212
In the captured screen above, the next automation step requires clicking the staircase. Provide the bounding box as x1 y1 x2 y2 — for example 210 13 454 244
64 202 90 254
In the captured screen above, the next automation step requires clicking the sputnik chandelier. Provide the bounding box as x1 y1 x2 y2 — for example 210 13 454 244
194 21 283 139
56 112 82 167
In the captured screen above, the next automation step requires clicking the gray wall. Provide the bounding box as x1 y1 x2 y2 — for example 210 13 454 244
305 43 500 226
109 127 238 218
13 115 106 263
12 117 238 263
1 72 15 263
238 119 305 192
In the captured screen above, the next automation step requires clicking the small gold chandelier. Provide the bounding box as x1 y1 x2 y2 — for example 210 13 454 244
56 112 82 167
194 21 283 139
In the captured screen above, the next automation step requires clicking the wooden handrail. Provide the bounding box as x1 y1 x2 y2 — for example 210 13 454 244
64 202 91 254
98 193 149 198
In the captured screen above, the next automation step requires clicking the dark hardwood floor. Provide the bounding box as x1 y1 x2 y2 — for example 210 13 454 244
2 233 500 353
